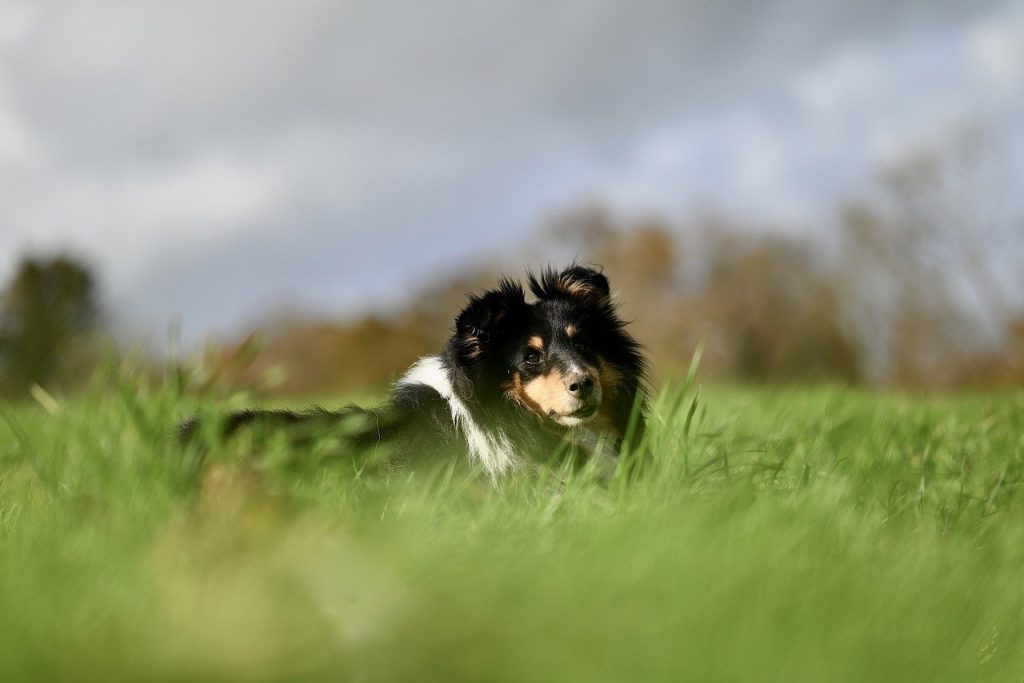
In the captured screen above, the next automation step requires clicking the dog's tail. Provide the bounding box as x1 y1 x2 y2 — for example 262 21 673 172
177 405 394 453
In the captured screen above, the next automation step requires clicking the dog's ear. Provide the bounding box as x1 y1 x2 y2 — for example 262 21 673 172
454 278 525 361
528 264 610 305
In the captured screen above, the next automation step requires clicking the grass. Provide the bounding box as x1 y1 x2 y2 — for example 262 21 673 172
1 371 1023 681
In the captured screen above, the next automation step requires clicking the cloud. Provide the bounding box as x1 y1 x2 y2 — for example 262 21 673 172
967 3 1024 93
596 1 1024 226
0 0 1018 343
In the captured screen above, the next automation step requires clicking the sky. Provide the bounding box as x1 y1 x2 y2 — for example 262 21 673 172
0 0 1021 345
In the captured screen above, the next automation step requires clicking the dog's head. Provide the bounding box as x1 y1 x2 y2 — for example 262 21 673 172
452 265 641 429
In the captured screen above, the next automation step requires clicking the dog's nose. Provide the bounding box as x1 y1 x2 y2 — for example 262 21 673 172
565 372 595 400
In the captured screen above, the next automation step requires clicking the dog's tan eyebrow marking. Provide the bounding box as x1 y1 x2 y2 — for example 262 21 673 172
565 325 576 338
528 336 545 350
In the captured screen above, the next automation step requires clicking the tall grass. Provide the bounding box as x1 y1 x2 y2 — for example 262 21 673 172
1 374 1022 681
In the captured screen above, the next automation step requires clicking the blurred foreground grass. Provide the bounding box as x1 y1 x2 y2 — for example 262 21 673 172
1 378 1023 681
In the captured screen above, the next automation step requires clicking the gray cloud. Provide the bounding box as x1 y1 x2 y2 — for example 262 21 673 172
0 0 1019 343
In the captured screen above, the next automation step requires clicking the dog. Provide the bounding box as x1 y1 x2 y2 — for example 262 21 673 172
182 265 647 477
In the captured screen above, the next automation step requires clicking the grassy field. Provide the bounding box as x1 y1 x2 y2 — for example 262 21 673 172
1 372 1023 682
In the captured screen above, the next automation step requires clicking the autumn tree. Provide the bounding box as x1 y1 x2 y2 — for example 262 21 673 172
545 206 861 383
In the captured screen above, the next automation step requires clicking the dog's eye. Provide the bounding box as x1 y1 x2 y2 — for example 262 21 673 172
524 350 542 365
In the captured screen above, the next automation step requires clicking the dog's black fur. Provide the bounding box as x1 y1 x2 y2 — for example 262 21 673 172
181 265 647 476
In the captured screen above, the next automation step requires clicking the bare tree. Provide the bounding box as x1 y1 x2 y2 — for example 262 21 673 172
840 129 1024 385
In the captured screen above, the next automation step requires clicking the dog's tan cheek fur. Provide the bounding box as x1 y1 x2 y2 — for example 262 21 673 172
507 372 555 420
521 371 575 415
510 364 608 421
507 373 537 413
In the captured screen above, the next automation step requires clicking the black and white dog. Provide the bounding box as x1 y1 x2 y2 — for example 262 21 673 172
185 265 647 477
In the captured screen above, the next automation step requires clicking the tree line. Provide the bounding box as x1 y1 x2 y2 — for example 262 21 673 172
3 135 1021 398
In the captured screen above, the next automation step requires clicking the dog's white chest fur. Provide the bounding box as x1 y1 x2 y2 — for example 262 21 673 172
398 356 520 476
